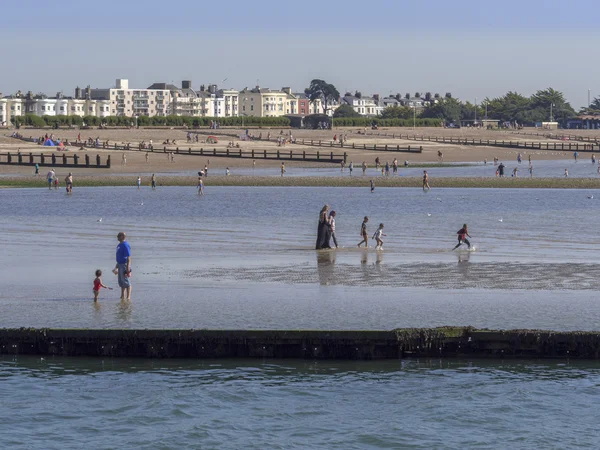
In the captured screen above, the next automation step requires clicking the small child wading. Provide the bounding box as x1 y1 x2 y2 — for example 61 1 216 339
357 216 369 248
93 269 111 301
453 224 472 250
373 223 386 250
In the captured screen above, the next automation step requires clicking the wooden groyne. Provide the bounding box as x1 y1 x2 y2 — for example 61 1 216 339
0 152 110 168
350 130 598 152
2 328 600 360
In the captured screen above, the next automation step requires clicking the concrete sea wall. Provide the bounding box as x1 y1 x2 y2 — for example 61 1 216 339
2 328 600 360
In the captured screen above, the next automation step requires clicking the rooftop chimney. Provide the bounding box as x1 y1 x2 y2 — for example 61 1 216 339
182 80 192 89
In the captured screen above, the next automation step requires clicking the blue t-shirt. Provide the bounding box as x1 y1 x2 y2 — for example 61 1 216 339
116 241 131 264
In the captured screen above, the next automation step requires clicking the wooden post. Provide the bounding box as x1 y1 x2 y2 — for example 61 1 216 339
252 149 255 158
96 154 101 166
213 148 217 156
277 150 280 159
240 149 242 158
62 154 67 165
303 151 306 160
290 150 293 159
264 150 267 159
107 155 111 168
419 146 423 153
226 149 229 156
317 151 320 160
189 148 192 154
330 151 333 161
74 154 79 165
344 152 347 163
85 154 90 167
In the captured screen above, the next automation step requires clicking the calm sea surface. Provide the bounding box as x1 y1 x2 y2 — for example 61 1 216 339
2 356 600 449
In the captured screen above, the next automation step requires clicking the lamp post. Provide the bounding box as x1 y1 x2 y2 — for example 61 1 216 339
474 97 477 124
550 103 554 122
588 89 591 108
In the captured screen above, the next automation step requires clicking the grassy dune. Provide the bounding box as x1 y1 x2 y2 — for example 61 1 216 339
2 175 600 189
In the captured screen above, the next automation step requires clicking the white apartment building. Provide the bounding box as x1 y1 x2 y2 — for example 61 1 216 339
342 95 378 116
91 79 171 117
0 97 23 125
239 87 289 117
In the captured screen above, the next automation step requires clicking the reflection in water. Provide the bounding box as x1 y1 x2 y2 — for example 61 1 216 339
316 250 336 285
116 300 133 323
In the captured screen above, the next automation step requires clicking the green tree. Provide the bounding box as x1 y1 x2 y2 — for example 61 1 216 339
421 98 462 123
380 105 413 119
305 79 340 116
530 88 575 122
333 104 360 118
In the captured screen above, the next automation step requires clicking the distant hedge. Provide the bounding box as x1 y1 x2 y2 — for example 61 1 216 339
333 118 442 127
13 115 291 128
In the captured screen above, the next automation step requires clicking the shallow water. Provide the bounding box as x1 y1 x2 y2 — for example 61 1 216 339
1 355 600 449
1 186 599 330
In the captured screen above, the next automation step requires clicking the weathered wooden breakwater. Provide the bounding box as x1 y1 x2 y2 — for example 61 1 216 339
3 328 600 360
0 152 110 168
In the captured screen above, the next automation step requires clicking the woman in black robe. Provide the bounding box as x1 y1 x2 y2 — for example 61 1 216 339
315 204 332 249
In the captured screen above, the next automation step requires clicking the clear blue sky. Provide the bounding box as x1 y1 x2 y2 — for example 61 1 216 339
2 0 599 108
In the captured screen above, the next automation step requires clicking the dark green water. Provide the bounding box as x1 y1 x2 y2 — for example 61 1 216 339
1 356 599 449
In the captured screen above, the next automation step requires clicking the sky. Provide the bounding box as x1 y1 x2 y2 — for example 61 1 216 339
2 0 599 109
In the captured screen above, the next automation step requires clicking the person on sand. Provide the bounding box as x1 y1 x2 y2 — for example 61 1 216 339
574 151 579 162
122 153 127 166
316 205 331 250
453 224 472 250
362 161 367 175
423 170 430 191
357 216 369 248
392 158 398 174
112 232 132 301
93 269 111 302
375 157 380 169
373 223 386 250
145 152 149 163
281 162 286 176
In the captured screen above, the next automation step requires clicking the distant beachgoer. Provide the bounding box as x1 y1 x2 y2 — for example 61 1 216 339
574 151 579 162
316 205 331 250
340 161 345 172
122 153 127 166
112 232 132 301
362 161 367 175
498 163 505 177
517 153 522 164
592 154 596 164
47 169 55 190
281 162 286 176
226 167 230 176
370 179 375 193
151 174 156 190
385 161 390 176
349 161 353 175
438 151 443 162
357 216 369 248
529 165 534 177
528 155 532 165
404 160 409 167
197 173 204 195
145 152 149 163
93 269 111 302
34 163 39 176
204 165 209 177
392 158 398 173
54 177 59 190
329 211 338 248
373 223 386 250
375 157 380 169
136 176 141 189
512 167 518 177
565 168 569 177
423 170 430 191
65 173 73 194
453 224 472 250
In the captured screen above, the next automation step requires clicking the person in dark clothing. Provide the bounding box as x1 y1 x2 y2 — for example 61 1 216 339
316 205 332 249
453 224 471 250
498 163 505 177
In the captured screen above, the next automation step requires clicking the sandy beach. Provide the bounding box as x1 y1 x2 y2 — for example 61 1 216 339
2 126 599 179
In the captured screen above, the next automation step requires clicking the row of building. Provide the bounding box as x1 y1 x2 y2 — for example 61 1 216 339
0 78 438 125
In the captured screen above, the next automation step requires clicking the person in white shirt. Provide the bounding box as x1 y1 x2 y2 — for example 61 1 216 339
373 223 386 250
329 211 338 248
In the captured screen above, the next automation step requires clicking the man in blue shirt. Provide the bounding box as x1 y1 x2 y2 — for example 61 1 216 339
112 232 132 300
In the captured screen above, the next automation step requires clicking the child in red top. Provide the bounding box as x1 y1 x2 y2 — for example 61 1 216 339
93 269 111 301
453 224 471 250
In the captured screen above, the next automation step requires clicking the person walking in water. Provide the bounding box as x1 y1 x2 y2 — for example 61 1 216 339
197 173 204 195
453 224 472 250
65 173 73 195
370 179 375 193
136 176 141 190
373 223 386 250
357 216 369 248
47 169 55 190
349 161 353 175
574 151 579 162
362 161 367 175
112 232 132 301
423 170 430 191
151 173 156 190
280 162 286 176
329 210 339 248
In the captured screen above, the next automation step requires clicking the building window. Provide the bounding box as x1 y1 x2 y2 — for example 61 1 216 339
250 105 254 111
243 106 246 111
60 106 64 111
